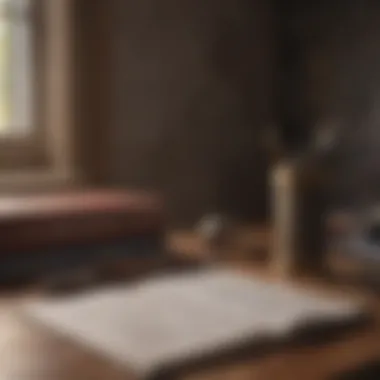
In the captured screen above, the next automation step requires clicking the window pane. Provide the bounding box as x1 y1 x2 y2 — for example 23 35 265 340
0 0 11 132
0 0 32 135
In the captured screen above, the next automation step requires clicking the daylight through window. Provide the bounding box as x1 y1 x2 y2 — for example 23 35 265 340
0 0 32 136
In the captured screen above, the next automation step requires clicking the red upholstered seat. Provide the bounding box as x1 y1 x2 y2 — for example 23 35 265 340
0 189 164 252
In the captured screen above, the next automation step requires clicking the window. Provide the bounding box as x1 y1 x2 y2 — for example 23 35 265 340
0 0 33 136
0 0 74 184
0 0 44 171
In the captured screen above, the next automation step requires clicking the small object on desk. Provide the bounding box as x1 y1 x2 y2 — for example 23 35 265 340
270 161 298 276
270 159 327 276
195 214 233 260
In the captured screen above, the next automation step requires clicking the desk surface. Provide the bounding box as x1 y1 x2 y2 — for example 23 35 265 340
0 228 378 380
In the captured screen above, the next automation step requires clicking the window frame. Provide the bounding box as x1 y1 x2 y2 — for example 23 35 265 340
0 0 46 169
0 0 76 185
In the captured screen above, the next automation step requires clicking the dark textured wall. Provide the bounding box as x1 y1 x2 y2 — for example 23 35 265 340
282 0 380 208
73 0 113 183
105 0 275 226
75 0 380 226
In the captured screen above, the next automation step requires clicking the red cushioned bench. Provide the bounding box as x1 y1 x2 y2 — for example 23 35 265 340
0 189 165 282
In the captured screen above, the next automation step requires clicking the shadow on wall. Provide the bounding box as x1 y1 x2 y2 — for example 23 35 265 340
291 0 380 209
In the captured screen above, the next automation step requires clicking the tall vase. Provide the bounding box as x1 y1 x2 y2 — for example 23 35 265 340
270 158 327 277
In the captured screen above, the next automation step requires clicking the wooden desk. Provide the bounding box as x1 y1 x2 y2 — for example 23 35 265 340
0 229 378 380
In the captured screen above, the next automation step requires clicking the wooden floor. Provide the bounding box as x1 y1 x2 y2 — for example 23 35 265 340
0 228 378 380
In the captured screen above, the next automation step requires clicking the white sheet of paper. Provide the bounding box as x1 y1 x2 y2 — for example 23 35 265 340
23 268 365 377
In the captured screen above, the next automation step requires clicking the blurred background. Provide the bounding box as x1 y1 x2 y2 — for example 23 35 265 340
0 0 379 379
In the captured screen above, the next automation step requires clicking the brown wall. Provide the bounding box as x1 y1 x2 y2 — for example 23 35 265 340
75 0 380 225
76 0 275 226
73 0 113 183
282 0 380 208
